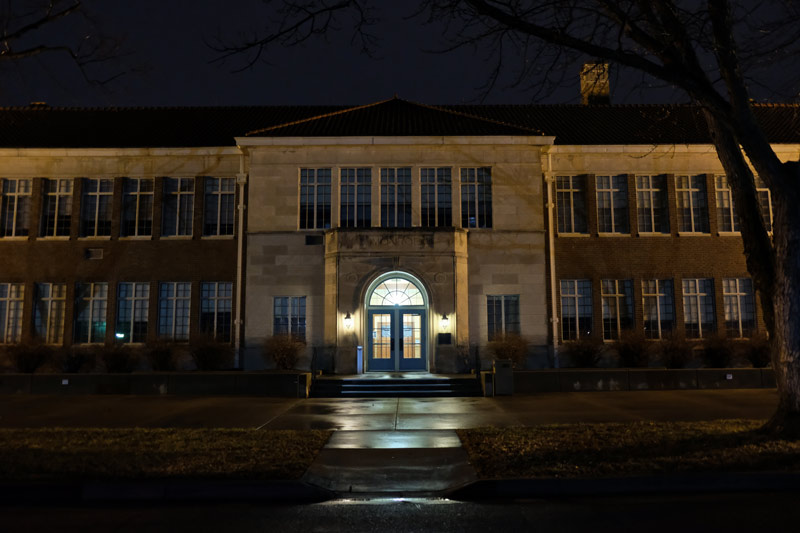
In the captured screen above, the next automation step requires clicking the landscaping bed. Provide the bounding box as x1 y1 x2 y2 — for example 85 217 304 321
458 420 800 479
0 428 331 481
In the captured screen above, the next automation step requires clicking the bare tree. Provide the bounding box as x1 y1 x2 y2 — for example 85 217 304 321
1 0 125 86
216 0 800 436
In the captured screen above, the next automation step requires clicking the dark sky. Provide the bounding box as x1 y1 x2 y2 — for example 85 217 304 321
3 1 563 108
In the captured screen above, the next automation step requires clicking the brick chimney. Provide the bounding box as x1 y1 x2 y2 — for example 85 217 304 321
580 62 610 105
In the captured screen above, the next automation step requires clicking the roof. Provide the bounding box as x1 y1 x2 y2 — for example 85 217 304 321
0 99 798 148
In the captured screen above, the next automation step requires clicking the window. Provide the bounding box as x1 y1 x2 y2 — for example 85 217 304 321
40 178 73 237
74 282 107 343
79 178 113 237
381 167 412 228
676 175 709 233
34 283 66 344
200 282 232 342
642 280 674 339
561 279 592 340
723 278 756 338
715 175 739 233
487 295 520 340
158 282 191 340
1 179 31 237
596 175 629 233
274 296 306 341
601 279 633 340
204 177 236 236
117 282 149 343
636 175 669 234
0 283 24 343
555 176 587 233
421 167 452 227
121 178 154 237
162 177 194 236
461 167 492 228
340 168 371 228
683 278 715 338
755 177 773 232
298 169 331 230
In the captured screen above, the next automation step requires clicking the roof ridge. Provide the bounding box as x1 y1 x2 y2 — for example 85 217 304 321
411 100 545 135
245 98 395 136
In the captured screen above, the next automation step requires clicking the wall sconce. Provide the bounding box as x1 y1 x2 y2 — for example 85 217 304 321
343 312 353 330
440 314 449 330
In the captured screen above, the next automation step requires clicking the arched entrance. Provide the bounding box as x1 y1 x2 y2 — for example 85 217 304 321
365 272 428 372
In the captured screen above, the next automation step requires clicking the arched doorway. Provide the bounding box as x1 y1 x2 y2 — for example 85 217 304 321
365 272 428 371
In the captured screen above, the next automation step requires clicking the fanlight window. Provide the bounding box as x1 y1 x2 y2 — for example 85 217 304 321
369 278 424 306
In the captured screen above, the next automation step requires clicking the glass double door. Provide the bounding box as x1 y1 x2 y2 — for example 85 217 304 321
368 309 426 371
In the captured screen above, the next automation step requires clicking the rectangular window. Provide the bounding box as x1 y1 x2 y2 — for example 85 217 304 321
723 278 756 338
676 175 709 233
636 175 669 234
596 175 629 233
162 177 194 236
40 178 73 237
204 177 236 236
461 167 492 228
299 169 331 230
601 279 634 340
555 176 587 233
0 283 24 343
117 282 149 343
642 279 674 339
80 178 113 237
273 296 306 341
487 295 520 340
755 177 773 232
380 167 412 228
158 282 191 340
74 282 108 343
121 178 154 237
34 282 66 344
1 179 32 237
560 279 593 341
200 282 232 342
340 168 371 228
715 175 740 233
683 278 715 338
421 167 452 227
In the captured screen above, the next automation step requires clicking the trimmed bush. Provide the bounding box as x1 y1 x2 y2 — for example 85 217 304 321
701 335 734 368
487 333 528 368
562 337 604 368
658 333 693 369
6 343 52 373
58 346 97 373
145 341 178 371
743 334 771 368
101 344 140 373
264 335 305 370
190 338 234 371
614 331 650 368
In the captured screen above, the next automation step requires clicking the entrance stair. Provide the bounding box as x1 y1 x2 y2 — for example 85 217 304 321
310 374 483 398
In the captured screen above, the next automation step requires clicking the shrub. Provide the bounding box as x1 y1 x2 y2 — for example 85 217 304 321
487 333 528 368
6 343 52 373
58 346 97 373
614 331 650 368
743 334 771 368
701 334 734 368
145 341 178 371
658 333 693 369
190 338 234 371
562 337 604 368
101 344 140 373
264 335 305 370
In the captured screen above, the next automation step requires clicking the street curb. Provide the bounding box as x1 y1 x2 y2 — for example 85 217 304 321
0 480 336 504
448 472 800 500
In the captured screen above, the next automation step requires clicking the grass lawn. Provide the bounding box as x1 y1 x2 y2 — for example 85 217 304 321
458 420 800 479
0 428 331 481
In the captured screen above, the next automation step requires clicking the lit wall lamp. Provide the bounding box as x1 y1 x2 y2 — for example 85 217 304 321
440 314 449 330
343 312 353 330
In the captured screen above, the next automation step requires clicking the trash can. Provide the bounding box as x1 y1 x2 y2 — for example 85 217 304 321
493 359 513 395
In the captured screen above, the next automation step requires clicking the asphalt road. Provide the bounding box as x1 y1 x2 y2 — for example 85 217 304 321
3 491 799 532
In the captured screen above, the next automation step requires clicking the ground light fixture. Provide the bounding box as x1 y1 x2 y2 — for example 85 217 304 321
344 312 353 329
